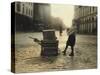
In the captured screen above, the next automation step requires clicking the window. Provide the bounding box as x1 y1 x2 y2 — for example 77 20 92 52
92 17 94 21
16 2 20 12
22 4 24 13
93 7 94 12
26 8 28 15
31 10 33 16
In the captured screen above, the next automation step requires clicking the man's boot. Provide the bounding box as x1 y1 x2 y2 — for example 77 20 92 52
62 51 66 55
69 52 74 56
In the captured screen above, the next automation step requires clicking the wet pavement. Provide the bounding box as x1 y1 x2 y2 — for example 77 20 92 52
14 31 97 73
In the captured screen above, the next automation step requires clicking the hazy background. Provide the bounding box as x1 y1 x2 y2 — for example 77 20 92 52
51 4 74 28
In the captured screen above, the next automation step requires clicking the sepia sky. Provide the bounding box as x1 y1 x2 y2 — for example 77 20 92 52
51 4 74 28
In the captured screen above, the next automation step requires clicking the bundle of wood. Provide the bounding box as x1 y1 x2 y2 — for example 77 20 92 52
28 36 41 45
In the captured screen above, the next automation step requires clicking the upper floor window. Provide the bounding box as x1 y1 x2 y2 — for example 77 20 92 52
22 4 24 13
16 2 20 12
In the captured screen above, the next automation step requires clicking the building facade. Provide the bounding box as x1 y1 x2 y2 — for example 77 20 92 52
33 3 51 30
15 2 34 18
73 6 97 34
15 2 34 31
15 2 51 31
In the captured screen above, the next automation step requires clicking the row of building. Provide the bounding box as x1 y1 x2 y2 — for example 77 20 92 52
14 2 97 34
73 6 97 34
14 2 51 31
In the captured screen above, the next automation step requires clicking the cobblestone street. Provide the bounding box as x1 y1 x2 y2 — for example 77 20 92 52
15 31 97 73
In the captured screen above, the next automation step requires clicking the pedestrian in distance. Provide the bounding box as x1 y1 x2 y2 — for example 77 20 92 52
59 25 63 36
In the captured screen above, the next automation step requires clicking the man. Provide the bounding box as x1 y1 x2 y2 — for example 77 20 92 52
62 28 76 56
